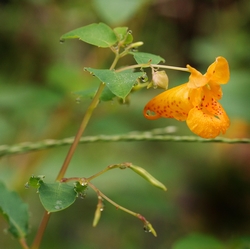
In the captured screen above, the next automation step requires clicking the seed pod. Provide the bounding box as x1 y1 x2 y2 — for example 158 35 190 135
129 165 167 191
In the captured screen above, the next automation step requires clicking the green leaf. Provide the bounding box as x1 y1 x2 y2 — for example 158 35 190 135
26 175 45 188
74 182 88 199
39 182 77 212
130 52 165 64
60 23 118 48
113 27 133 44
100 86 116 101
0 182 29 238
172 233 225 249
84 68 144 100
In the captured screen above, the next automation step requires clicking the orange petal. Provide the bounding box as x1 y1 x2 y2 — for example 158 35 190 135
186 104 230 138
143 84 192 121
206 56 230 84
186 65 208 88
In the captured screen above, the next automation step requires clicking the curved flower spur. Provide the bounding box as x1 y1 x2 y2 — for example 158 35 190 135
144 57 230 139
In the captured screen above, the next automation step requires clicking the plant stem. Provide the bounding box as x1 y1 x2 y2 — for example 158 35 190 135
86 164 121 181
56 50 120 181
88 182 138 217
88 181 157 236
55 82 105 181
31 51 121 249
30 83 105 249
151 64 190 72
19 238 29 249
30 211 50 249
116 63 190 73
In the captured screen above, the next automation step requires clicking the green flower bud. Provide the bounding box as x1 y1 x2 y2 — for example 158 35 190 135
144 221 157 237
92 197 104 227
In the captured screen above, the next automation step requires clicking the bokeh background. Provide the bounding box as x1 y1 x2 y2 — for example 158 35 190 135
0 0 250 248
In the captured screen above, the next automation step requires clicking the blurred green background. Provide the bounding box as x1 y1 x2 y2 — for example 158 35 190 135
0 0 250 248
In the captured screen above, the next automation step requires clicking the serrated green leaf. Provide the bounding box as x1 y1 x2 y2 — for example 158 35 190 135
130 52 165 64
60 23 118 48
39 182 77 212
74 182 88 199
84 68 144 100
0 182 29 238
27 175 44 188
74 182 87 194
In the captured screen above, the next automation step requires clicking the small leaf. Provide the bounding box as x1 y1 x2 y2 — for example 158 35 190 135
74 181 88 198
39 182 77 212
85 68 144 100
129 165 167 191
130 52 165 64
26 175 45 188
60 23 118 48
113 27 133 44
0 182 29 238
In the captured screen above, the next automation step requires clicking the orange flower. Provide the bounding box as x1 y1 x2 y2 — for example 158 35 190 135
144 56 230 138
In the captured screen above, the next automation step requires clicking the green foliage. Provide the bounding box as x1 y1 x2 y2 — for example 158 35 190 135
74 181 88 198
130 52 165 64
27 176 77 213
114 27 133 44
60 23 118 47
0 182 29 238
26 175 45 188
38 182 77 212
84 68 144 100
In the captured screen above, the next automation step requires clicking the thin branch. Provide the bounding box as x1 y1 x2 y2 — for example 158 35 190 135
30 211 50 249
1 127 249 157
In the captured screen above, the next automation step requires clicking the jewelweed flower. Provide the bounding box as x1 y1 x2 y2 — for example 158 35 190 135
144 56 230 138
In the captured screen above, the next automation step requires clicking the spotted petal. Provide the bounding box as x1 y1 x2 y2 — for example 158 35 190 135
144 84 192 121
186 103 230 138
